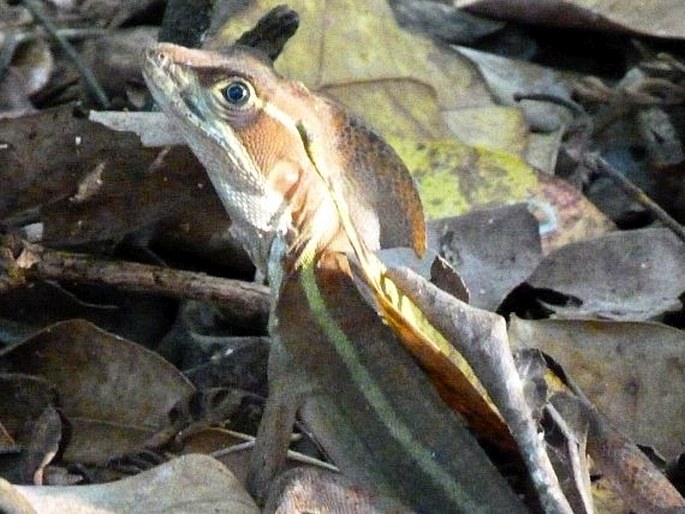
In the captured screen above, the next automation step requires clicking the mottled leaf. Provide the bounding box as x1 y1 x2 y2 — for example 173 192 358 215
0 320 195 464
509 316 685 458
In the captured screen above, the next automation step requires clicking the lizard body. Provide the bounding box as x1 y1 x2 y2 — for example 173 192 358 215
143 42 527 513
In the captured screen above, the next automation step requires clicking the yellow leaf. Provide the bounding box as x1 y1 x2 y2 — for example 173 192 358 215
210 0 527 150
389 137 537 219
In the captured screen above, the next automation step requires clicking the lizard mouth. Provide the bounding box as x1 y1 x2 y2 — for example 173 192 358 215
143 48 206 125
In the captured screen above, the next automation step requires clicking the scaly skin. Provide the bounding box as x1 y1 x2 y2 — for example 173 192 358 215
143 42 528 513
142 43 425 276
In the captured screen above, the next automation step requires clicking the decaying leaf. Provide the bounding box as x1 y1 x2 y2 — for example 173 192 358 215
6 454 259 514
508 228 685 321
455 0 685 39
0 320 195 464
431 203 542 310
390 137 537 219
509 316 685 458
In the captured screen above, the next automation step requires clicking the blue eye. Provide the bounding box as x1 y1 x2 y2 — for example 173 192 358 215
222 81 250 106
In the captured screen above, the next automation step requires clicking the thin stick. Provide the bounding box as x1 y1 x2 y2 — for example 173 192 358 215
513 92 585 117
584 153 685 244
20 0 111 108
3 236 269 328
211 434 339 472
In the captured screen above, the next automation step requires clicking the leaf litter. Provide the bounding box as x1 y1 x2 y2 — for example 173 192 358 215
0 0 684 512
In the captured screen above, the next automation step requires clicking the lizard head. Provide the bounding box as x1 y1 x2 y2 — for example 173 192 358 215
143 42 426 274
143 42 321 272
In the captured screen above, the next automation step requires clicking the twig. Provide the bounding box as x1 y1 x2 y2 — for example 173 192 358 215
2 236 269 328
225 429 302 444
513 92 585 117
583 153 685 244
385 266 574 514
19 0 111 108
545 404 594 514
211 432 339 472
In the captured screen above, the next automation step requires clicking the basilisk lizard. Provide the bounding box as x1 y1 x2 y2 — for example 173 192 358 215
142 41 538 513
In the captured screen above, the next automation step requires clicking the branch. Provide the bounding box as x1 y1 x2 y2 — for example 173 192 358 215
1 236 269 328
583 153 685 244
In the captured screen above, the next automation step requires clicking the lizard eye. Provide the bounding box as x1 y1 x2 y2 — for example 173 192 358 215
222 81 250 106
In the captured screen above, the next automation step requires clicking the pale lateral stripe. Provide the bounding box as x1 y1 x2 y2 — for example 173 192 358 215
299 265 481 512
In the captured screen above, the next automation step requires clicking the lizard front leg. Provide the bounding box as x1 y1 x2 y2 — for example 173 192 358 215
247 336 310 504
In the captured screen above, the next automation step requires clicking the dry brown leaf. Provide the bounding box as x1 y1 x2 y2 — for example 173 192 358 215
0 105 232 250
265 466 412 513
0 374 61 484
431 203 543 310
8 454 259 514
456 0 685 39
0 320 195 464
509 316 685 458
513 228 684 320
